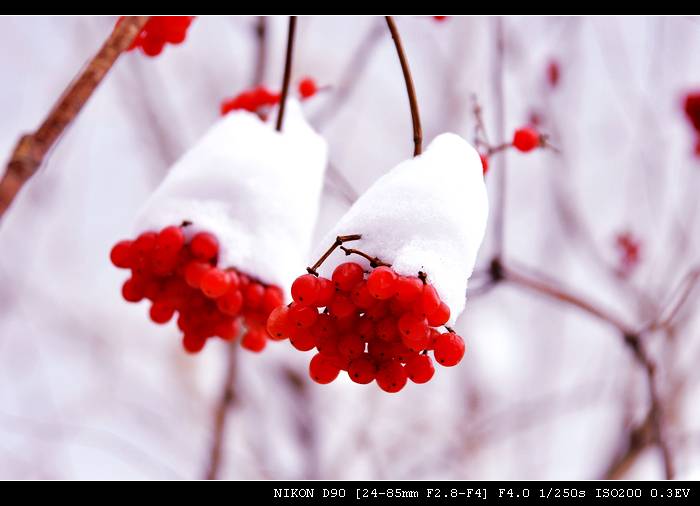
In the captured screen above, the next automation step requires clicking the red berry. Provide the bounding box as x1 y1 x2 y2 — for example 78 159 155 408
184 260 211 288
405 354 435 383
433 332 465 367
347 355 377 384
513 127 541 152
357 317 375 341
398 312 429 341
149 302 174 324
480 153 489 175
376 360 407 393
157 225 185 252
328 293 356 319
290 327 317 351
338 334 365 360
375 317 399 343
547 59 560 88
200 268 231 298
182 334 206 353
244 282 265 310
309 353 340 384
332 262 365 292
684 91 700 132
314 277 336 307
262 286 284 314
134 231 157 257
421 284 442 317
351 281 376 310
141 36 165 56
215 319 240 341
391 342 417 363
288 303 319 328
291 273 320 305
368 339 392 361
298 77 318 99
110 240 134 268
216 289 243 316
266 305 292 340
310 313 335 341
394 276 423 304
190 232 219 260
367 266 398 300
316 332 340 356
241 328 267 352
122 278 144 303
427 301 451 327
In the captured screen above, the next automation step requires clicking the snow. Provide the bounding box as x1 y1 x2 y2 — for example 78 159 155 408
135 99 328 293
313 133 489 323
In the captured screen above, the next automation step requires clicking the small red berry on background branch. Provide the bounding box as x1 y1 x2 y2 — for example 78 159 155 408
119 16 194 57
0 16 149 220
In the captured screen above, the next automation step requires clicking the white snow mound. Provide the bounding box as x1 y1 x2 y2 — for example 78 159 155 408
314 133 488 324
135 99 328 293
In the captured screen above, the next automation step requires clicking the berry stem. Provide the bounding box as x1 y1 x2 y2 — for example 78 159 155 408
307 234 362 275
204 341 238 480
385 16 423 157
275 16 297 132
339 246 391 268
0 16 149 220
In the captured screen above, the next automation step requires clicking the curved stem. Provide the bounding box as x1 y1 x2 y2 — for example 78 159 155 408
385 16 422 156
275 16 297 132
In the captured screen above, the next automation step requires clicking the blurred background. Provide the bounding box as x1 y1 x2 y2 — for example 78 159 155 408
1 15 700 480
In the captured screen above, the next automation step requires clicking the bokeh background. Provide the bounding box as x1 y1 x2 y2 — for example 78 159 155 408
1 15 700 480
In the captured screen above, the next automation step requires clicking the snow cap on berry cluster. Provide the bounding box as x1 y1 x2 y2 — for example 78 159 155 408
316 133 488 324
135 99 327 292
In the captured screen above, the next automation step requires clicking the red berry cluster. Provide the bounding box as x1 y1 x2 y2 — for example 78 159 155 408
266 262 465 393
110 225 283 354
512 126 542 152
220 78 320 116
220 86 281 115
119 16 195 57
683 91 700 156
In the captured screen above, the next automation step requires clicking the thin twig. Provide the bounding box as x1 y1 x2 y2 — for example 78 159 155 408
307 235 362 275
203 342 238 480
499 261 636 336
0 16 149 219
385 16 422 156
312 20 384 127
252 16 267 87
275 16 297 132
339 246 391 268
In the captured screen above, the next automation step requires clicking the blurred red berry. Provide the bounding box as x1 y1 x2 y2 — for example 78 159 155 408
513 127 541 152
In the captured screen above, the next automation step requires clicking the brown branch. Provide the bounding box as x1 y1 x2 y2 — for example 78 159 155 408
307 234 362 275
203 342 238 480
0 16 149 219
499 261 637 336
252 16 267 87
339 246 391 269
385 16 422 157
275 16 297 132
498 260 674 478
